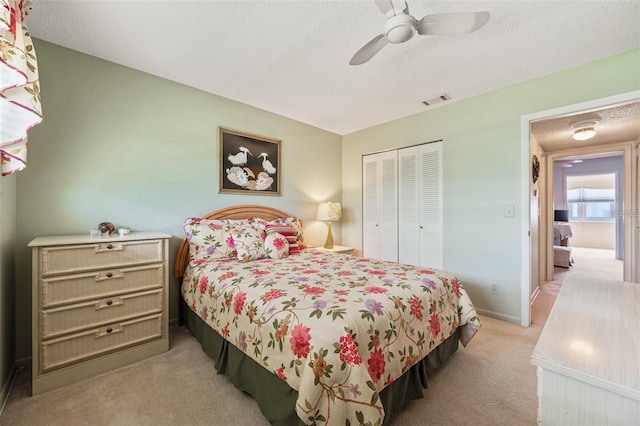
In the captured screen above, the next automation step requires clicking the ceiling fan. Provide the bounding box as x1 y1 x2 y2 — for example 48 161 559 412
350 0 490 65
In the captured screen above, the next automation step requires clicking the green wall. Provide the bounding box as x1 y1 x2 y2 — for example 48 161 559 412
342 48 640 323
12 40 343 361
0 174 16 404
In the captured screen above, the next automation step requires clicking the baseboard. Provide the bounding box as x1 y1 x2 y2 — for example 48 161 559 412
475 308 521 325
0 362 17 416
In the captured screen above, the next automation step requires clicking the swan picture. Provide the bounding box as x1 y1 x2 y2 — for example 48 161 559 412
227 146 252 166
258 152 276 175
220 128 280 195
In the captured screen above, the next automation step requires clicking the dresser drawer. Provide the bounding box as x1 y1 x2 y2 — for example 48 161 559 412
41 239 164 276
41 289 163 338
41 264 164 307
40 313 163 373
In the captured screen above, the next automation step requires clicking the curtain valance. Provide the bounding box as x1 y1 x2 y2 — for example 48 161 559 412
0 0 41 176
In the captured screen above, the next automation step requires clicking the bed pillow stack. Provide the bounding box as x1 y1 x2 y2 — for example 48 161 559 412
184 216 306 264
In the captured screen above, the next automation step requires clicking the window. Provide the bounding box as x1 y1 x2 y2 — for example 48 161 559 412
566 173 616 222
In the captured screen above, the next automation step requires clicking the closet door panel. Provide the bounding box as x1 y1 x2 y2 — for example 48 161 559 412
419 144 443 269
398 142 443 269
398 146 420 266
362 151 398 262
362 157 380 259
379 154 398 262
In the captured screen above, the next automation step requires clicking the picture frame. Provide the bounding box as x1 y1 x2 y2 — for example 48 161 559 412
219 127 281 195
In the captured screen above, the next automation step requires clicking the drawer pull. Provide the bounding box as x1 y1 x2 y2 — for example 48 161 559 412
95 297 123 310
94 243 124 253
95 270 123 281
95 324 123 338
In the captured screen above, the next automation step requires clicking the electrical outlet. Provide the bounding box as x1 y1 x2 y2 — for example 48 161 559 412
491 284 499 294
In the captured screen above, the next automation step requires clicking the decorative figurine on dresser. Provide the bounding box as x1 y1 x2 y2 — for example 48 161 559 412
28 230 171 395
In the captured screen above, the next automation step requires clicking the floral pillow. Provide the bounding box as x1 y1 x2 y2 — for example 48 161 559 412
263 232 289 259
267 217 306 251
264 223 299 254
232 226 267 262
183 218 236 263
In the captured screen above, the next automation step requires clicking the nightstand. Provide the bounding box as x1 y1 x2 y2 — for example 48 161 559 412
313 245 355 255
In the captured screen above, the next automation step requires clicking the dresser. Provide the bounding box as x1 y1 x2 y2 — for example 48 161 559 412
29 232 171 395
530 275 639 425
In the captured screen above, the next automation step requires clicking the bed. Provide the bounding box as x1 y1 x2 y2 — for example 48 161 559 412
175 205 481 425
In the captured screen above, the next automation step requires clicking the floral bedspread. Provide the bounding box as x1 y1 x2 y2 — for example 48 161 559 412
182 250 481 425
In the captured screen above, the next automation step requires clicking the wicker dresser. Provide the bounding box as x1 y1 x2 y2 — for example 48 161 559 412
29 232 171 395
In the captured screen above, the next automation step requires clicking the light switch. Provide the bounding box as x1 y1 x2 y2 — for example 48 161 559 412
504 205 515 218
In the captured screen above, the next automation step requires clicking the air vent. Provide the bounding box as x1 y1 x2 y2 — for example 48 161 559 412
422 93 451 106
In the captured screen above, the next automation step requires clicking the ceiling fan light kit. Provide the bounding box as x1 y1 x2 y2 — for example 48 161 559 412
350 1 490 65
385 14 417 43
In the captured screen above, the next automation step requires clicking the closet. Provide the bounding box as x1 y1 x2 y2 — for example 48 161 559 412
362 141 443 269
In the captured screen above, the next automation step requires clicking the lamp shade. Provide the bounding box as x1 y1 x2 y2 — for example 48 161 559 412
316 202 342 222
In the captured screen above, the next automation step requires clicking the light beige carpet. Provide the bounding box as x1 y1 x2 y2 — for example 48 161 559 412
1 284 560 426
554 246 623 282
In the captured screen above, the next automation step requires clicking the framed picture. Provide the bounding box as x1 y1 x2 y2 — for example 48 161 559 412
219 127 281 195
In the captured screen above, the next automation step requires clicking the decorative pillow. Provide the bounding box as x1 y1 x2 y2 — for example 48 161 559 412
263 232 289 259
232 226 267 262
183 218 236 262
267 217 306 250
264 223 299 254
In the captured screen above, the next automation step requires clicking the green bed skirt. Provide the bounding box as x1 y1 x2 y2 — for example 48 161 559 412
182 300 459 425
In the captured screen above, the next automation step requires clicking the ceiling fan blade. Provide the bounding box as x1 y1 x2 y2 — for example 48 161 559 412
416 11 490 36
349 34 389 65
374 0 408 17
374 0 395 16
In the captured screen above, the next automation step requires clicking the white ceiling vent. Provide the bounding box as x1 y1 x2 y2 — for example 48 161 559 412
421 93 451 107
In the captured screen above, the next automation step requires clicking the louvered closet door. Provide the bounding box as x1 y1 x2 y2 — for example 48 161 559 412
362 151 398 261
418 142 443 269
398 142 443 269
398 146 420 266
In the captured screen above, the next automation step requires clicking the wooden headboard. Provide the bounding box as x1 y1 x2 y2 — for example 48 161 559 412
174 204 293 278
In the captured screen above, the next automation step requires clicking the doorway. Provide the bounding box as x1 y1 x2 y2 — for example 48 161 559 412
520 90 640 327
551 160 624 282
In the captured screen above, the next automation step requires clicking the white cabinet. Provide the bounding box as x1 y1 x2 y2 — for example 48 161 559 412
29 232 171 395
531 275 640 425
362 150 398 262
398 142 443 269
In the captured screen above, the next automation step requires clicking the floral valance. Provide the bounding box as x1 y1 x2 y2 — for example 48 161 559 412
0 0 41 176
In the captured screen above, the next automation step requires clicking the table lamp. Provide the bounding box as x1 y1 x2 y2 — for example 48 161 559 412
316 202 342 249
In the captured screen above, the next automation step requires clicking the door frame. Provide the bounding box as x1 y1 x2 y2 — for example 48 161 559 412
520 90 640 327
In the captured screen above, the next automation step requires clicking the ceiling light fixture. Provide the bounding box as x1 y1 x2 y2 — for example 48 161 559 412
571 120 599 141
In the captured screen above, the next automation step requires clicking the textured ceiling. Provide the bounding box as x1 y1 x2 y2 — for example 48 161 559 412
26 1 640 136
531 100 640 154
